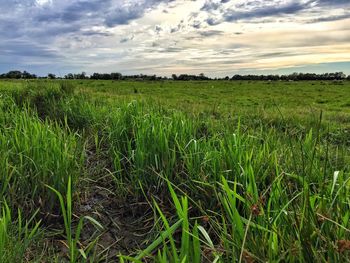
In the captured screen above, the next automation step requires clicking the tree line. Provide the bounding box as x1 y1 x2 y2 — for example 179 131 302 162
1 70 350 81
0 70 38 79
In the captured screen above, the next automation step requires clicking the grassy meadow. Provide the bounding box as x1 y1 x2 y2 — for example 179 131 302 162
0 79 350 262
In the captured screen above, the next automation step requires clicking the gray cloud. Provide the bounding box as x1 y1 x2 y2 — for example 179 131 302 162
198 30 223 37
104 6 144 27
201 0 350 26
201 1 221 12
81 30 112 37
105 0 174 27
0 0 350 76
256 51 307 58
0 40 61 61
191 20 202 29
0 0 175 74
316 0 350 6
206 17 221 26
222 1 311 23
120 34 135 43
170 20 185 33
307 13 350 23
1 0 173 39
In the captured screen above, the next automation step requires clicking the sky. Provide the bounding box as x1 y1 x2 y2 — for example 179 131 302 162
0 0 350 77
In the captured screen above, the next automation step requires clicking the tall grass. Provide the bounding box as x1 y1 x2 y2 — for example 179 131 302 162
0 96 83 213
0 202 41 262
0 80 349 261
105 102 349 261
47 177 103 262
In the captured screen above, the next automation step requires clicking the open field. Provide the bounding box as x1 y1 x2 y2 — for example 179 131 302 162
0 79 350 262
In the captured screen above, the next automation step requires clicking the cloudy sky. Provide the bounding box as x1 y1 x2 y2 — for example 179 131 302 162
0 0 349 77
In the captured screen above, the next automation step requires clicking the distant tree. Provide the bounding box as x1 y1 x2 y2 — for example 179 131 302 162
73 72 87 79
148 75 156 81
2 70 348 81
231 74 243 80
5 70 22 79
335 72 346 80
19 71 37 79
64 73 74 79
90 73 101 80
102 74 112 80
22 71 30 79
198 73 210 80
47 73 56 79
174 74 210 81
110 72 122 80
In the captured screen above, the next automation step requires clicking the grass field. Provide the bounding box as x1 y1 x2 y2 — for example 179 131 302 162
0 79 350 262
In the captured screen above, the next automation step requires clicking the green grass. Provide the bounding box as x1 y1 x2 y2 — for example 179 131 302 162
0 79 349 261
73 80 350 128
0 202 41 263
47 176 103 262
0 98 83 213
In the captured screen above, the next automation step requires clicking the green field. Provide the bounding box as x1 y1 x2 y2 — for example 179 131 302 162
0 79 350 262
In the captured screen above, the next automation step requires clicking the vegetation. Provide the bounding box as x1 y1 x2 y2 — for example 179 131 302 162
1 70 350 81
0 79 349 262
